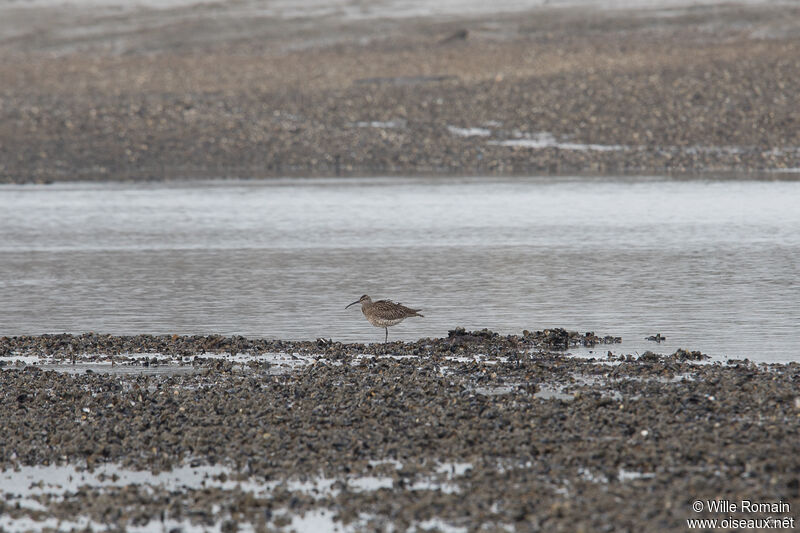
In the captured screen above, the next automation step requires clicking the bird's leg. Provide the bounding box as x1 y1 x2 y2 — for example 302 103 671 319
384 327 388 343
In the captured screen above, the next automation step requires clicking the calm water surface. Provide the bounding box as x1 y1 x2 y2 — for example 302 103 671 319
0 176 798 362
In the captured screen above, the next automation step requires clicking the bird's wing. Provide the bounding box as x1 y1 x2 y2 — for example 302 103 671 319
374 300 423 318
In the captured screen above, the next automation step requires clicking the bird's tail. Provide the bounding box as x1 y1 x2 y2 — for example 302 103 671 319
413 309 424 317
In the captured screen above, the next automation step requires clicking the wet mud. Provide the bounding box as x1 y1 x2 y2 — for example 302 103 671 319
2 4 800 183
1 331 797 531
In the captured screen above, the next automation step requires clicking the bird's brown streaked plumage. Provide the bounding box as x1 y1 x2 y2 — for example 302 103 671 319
345 294 424 342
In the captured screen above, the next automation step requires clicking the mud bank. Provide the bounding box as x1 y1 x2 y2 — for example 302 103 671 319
2 4 800 183
1 331 797 531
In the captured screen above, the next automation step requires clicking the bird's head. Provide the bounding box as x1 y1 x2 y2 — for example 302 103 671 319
345 294 371 309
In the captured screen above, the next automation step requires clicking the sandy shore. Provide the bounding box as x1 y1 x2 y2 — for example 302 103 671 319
1 3 800 183
1 331 798 531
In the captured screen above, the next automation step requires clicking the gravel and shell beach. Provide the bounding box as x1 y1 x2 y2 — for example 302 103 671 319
2 331 798 531
1 2 800 183
2 1 800 531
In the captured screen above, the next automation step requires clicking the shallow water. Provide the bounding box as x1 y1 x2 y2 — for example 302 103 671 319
2 0 784 16
0 176 798 362
0 458 475 532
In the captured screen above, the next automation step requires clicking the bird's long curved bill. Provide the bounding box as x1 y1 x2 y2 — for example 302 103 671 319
345 300 360 309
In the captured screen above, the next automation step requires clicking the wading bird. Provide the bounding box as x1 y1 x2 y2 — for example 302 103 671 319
345 294 423 343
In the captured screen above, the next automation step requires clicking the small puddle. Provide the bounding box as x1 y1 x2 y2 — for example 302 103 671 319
534 385 574 401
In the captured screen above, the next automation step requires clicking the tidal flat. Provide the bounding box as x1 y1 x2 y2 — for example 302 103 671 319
1 331 798 532
2 1 799 530
1 2 800 182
